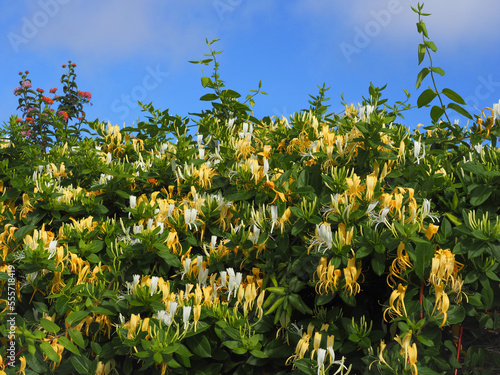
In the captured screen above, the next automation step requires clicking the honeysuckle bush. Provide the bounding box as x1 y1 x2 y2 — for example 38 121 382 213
1 6 500 375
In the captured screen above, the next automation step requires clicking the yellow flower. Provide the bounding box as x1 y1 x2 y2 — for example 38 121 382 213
18 355 27 375
384 283 408 321
431 283 450 327
346 173 365 203
343 256 362 296
369 340 394 371
365 174 377 201
425 223 439 240
394 331 418 375
429 248 465 302
193 304 201 332
387 242 413 288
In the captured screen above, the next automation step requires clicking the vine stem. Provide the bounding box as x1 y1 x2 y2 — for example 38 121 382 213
419 12 452 125
454 325 464 375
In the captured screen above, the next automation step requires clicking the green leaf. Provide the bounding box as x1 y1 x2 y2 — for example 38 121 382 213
69 329 86 349
154 352 163 364
447 102 473 119
199 93 218 101
424 40 438 52
294 358 315 375
40 318 60 334
430 66 445 76
371 252 385 276
416 21 428 38
442 88 466 104
416 68 430 89
470 185 493 206
58 335 81 355
417 88 437 108
413 242 434 279
188 335 212 358
418 44 426 65
201 77 211 88
14 224 36 242
40 341 60 363
71 355 92 375
446 305 465 325
250 349 269 358
66 311 89 326
430 105 445 123
223 89 241 99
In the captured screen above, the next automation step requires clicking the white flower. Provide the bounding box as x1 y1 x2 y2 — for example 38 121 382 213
263 157 269 179
197 256 209 286
129 195 137 209
239 122 253 139
317 348 326 375
182 258 191 280
493 99 500 121
184 208 198 230
414 138 425 164
220 271 227 287
474 144 483 154
358 104 374 121
421 198 439 223
327 346 350 374
371 205 391 230
269 205 279 233
310 223 333 253
366 201 379 216
183 305 192 330
249 225 261 245
48 240 58 259
133 274 141 286
150 276 159 296
167 204 175 217
226 268 242 301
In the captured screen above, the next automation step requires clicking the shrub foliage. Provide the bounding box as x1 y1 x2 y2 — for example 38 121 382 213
1 5 500 375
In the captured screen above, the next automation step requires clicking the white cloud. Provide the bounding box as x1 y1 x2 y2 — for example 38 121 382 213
291 0 500 47
19 1 218 67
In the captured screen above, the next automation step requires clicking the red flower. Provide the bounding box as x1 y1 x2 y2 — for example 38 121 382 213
16 118 23 123
62 64 67 68
36 88 44 93
25 70 29 74
50 88 57 94
57 111 69 121
43 96 54 105
25 117 34 123
78 91 92 101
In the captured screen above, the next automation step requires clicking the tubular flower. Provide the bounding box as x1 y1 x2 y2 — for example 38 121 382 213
287 323 315 364
315 257 342 295
394 331 418 375
345 173 365 203
387 242 413 288
343 256 362 296
431 283 450 327
384 283 408 321
424 223 439 240
369 341 394 371
428 248 465 301
309 223 333 254
365 174 377 201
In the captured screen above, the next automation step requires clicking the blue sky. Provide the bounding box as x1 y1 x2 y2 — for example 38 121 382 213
2 0 500 134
